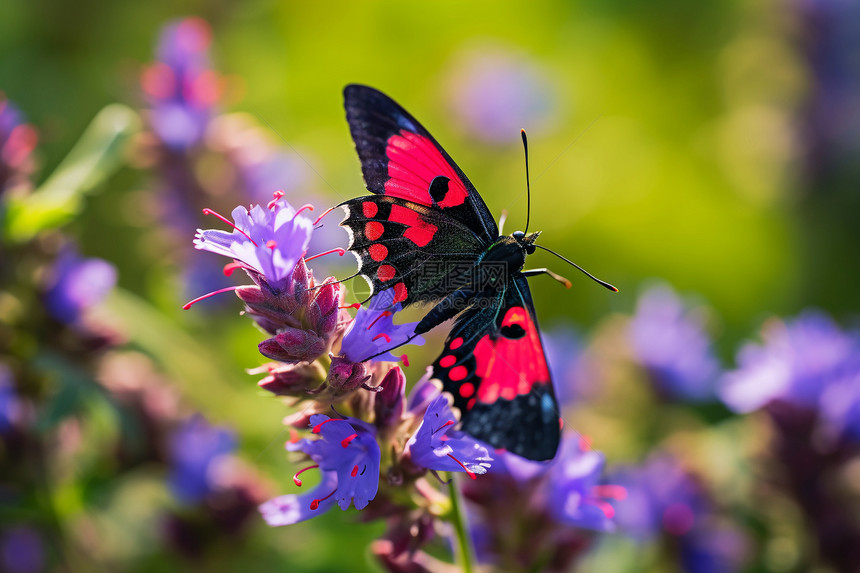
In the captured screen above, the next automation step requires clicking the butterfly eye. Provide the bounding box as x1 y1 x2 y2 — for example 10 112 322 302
525 244 536 255
512 231 525 240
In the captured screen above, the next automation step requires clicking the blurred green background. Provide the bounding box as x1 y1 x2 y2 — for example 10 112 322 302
1 0 857 571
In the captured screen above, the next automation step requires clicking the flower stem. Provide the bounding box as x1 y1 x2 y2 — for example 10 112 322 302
448 475 475 573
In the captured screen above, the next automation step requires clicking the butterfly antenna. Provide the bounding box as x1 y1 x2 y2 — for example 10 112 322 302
533 244 619 292
521 129 531 234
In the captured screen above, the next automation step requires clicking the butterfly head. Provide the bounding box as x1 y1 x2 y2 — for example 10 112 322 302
511 230 541 255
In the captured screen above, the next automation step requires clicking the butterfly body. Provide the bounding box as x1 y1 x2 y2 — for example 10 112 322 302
340 85 561 461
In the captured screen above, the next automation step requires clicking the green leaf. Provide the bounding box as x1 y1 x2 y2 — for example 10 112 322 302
4 104 140 243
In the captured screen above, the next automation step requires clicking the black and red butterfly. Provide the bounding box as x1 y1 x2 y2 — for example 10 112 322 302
338 85 616 461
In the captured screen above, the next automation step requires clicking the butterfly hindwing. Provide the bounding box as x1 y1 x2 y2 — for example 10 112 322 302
339 194 488 305
431 274 560 461
344 84 498 245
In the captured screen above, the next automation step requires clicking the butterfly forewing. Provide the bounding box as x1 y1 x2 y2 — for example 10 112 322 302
344 84 498 245
431 275 561 461
339 195 487 305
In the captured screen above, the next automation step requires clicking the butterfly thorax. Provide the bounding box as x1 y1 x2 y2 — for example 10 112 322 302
477 231 540 289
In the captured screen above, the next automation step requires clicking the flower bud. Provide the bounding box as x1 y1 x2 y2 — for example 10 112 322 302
326 356 371 395
258 328 326 363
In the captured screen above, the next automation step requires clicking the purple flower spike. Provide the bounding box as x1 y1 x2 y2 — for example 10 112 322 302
340 288 424 363
548 438 621 532
407 395 492 478
264 413 380 521
142 18 219 150
719 311 860 413
629 285 720 402
193 194 313 289
260 471 339 526
0 94 38 192
168 415 236 504
45 247 117 325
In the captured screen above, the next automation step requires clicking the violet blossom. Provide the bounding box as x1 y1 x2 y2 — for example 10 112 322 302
340 287 425 364
168 415 237 504
406 394 492 477
629 285 720 402
260 413 381 525
719 311 860 414
141 17 219 150
0 93 37 193
44 247 118 325
193 194 314 289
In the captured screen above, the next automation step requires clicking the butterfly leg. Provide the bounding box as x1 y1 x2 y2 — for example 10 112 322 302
521 268 572 289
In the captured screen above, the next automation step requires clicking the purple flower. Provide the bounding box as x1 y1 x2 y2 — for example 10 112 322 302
819 372 860 441
406 395 492 477
0 94 37 192
613 454 706 542
193 194 313 289
719 311 860 413
0 527 44 573
260 413 380 526
444 45 557 143
142 18 219 150
45 247 117 325
168 415 236 504
0 365 18 435
340 288 425 363
547 438 620 532
612 454 747 572
628 285 720 402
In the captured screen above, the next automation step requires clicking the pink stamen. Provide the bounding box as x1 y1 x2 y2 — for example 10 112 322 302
367 311 392 330
341 433 358 448
305 248 346 262
267 190 285 210
293 203 315 218
340 303 362 310
293 464 319 487
351 465 359 477
400 354 410 367
592 485 628 500
266 240 277 249
433 420 455 435
202 208 257 246
313 206 336 226
593 500 616 519
288 428 300 443
223 261 244 276
446 453 476 480
310 489 336 510
182 286 240 309
372 333 391 343
312 418 338 434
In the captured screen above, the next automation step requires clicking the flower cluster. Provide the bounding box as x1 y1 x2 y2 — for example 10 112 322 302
459 435 623 570
612 454 747 572
189 192 504 545
141 18 220 151
628 284 721 402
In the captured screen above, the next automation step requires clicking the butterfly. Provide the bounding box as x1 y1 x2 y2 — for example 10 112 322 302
338 85 616 461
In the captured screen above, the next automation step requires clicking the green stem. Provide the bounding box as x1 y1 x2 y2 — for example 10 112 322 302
448 475 475 573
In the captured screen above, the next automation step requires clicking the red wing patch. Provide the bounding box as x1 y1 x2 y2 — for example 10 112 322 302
384 131 469 208
471 306 551 405
388 204 438 247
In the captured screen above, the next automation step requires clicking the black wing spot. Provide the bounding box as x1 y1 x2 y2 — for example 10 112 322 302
500 324 526 339
429 176 450 204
